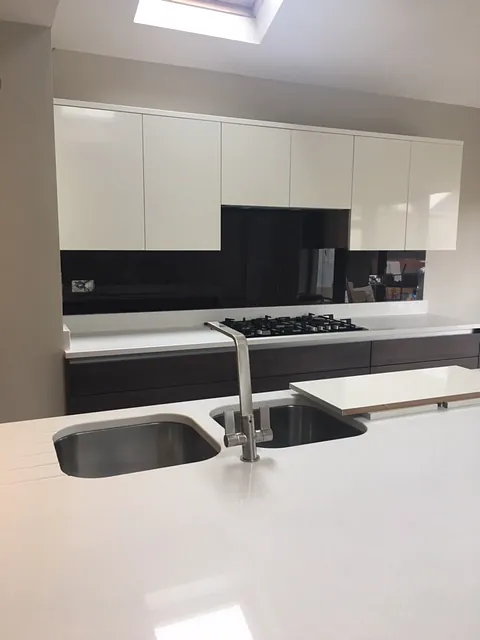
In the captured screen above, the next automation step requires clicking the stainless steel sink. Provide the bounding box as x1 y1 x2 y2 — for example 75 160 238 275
213 404 365 449
54 420 219 478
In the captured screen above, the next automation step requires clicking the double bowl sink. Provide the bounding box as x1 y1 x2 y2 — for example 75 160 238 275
55 401 366 479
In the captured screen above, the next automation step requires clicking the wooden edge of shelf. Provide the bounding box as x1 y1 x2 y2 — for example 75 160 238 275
341 390 480 416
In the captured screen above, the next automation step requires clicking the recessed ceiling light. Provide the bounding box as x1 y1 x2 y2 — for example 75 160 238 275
134 0 283 44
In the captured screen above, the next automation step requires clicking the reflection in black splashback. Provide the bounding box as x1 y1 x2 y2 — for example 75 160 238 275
346 251 426 302
61 208 425 315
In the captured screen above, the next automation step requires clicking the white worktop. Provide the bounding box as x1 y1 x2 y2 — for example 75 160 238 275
65 312 480 359
2 388 480 639
291 365 480 415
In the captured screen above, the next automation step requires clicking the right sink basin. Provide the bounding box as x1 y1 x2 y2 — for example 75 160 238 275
212 404 366 449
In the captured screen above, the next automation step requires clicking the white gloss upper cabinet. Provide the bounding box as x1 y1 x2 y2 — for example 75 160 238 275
222 123 291 207
54 105 145 250
143 115 221 250
350 136 411 250
290 131 354 209
406 142 463 250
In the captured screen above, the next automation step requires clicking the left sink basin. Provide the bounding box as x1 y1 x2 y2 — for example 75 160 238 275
54 420 219 478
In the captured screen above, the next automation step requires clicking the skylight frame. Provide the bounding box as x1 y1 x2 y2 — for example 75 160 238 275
168 0 262 18
134 0 283 44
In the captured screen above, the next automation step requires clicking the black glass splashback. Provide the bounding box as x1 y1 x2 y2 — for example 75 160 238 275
61 207 425 315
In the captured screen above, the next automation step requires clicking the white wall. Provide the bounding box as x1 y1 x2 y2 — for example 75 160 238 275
0 22 64 422
53 50 480 319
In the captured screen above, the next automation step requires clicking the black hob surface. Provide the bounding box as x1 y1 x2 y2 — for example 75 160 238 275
221 314 367 338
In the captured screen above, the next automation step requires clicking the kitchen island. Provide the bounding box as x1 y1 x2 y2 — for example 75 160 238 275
2 389 480 639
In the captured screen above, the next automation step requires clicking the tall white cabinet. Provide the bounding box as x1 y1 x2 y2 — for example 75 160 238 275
406 142 463 250
290 131 354 209
350 137 411 250
143 115 221 250
54 105 145 250
221 123 291 207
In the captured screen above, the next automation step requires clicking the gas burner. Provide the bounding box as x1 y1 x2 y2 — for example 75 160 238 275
222 314 367 338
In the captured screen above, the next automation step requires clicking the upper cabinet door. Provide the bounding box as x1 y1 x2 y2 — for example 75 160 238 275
406 142 463 251
143 115 221 250
350 137 410 250
54 106 145 250
222 124 291 207
290 131 354 209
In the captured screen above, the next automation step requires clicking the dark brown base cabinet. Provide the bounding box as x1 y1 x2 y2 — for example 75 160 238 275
65 335 480 415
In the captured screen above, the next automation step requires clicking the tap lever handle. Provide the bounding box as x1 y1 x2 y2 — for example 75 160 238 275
224 410 236 437
223 411 247 448
256 405 274 443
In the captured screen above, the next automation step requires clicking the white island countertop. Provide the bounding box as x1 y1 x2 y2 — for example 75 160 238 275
65 312 480 359
2 388 480 639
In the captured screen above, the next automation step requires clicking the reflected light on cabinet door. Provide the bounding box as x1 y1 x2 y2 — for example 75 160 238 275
155 605 254 640
429 192 452 209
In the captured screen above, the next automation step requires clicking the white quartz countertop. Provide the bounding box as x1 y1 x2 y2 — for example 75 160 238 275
2 387 480 639
291 365 480 414
65 312 480 359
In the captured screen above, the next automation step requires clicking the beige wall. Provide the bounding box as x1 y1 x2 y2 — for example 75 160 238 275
0 22 64 423
53 50 480 319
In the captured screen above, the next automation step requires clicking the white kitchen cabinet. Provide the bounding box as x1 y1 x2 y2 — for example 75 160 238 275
350 136 411 250
290 131 354 209
54 105 145 250
143 115 221 250
222 123 291 207
406 142 463 250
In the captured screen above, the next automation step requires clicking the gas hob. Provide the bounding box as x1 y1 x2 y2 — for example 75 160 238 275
221 314 367 338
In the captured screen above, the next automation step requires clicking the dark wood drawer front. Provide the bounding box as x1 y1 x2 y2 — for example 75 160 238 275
67 380 239 415
371 357 479 375
67 351 238 397
68 367 371 414
250 342 371 378
253 367 370 394
67 341 372 397
371 335 480 367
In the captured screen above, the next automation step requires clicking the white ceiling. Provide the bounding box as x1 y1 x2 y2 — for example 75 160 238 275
0 0 60 27
52 0 480 108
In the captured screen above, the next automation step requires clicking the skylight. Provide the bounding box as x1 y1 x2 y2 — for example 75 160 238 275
171 1 260 18
134 0 283 44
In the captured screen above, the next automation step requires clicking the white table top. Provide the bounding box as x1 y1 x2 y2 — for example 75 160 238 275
2 389 480 639
291 365 480 415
